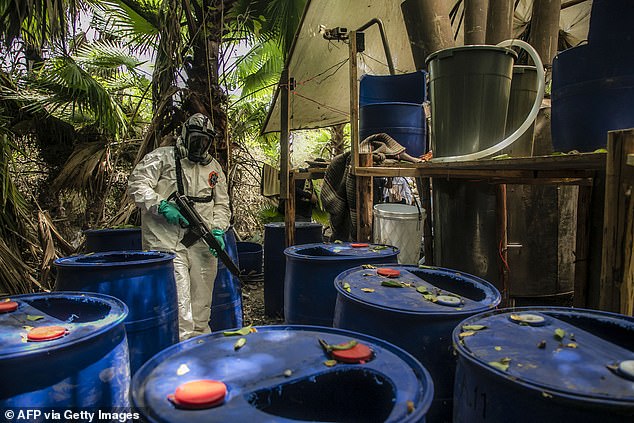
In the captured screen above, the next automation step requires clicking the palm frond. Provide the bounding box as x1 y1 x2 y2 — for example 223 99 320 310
75 39 144 78
50 141 109 193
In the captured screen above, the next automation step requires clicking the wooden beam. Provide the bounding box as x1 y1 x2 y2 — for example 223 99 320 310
528 0 561 67
279 68 295 247
573 185 592 308
496 184 509 306
356 153 373 242
349 31 360 174
486 0 513 45
285 171 296 247
599 129 634 313
464 0 488 45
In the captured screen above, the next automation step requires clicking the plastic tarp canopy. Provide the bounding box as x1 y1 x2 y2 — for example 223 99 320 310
262 0 591 134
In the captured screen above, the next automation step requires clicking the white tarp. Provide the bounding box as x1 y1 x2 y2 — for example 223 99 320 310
262 0 591 134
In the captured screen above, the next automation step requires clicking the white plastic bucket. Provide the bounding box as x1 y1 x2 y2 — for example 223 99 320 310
373 204 425 264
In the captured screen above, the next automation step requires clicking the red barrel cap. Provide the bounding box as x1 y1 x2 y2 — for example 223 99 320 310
0 301 18 313
331 343 373 364
377 268 400 278
169 380 227 409
351 243 369 248
27 326 67 342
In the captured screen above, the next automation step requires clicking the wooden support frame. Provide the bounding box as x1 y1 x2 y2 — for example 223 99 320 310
599 129 634 315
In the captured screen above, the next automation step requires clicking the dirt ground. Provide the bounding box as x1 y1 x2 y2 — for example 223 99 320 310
241 277 284 327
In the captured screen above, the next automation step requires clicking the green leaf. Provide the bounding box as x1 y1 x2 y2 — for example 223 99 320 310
361 264 377 269
488 360 510 372
26 315 45 321
381 280 403 288
459 331 475 339
360 288 375 293
422 294 437 302
462 325 487 331
324 359 337 367
234 337 247 350
416 286 429 294
494 346 502 351
343 282 351 293
554 328 566 341
223 326 253 336
330 340 358 351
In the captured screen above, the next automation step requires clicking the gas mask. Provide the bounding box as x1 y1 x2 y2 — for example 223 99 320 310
185 131 213 163
181 113 216 165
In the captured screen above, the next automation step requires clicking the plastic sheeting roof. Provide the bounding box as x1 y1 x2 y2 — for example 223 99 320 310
262 0 591 134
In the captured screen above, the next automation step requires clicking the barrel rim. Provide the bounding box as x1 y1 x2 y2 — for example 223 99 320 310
373 203 427 220
334 264 501 316
425 45 518 64
452 306 634 404
284 242 400 261
83 227 141 234
54 250 176 267
132 324 435 421
0 291 128 359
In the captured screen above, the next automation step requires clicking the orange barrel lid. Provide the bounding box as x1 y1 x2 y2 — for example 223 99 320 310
0 301 18 313
27 326 67 342
377 268 401 278
331 343 373 364
169 380 227 409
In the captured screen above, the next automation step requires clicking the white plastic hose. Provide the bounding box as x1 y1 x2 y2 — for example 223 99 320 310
430 39 545 163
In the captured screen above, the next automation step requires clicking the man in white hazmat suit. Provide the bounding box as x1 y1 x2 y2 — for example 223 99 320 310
128 113 231 340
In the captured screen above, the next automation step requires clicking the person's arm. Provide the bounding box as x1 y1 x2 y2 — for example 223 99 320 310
127 149 165 215
211 160 231 231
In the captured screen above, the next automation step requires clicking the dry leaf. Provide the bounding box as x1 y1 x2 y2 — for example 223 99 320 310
361 288 375 293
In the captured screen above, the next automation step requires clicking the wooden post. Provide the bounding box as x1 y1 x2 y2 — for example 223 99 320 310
599 129 634 314
528 0 561 69
573 185 592 308
286 172 296 247
496 184 509 306
356 152 373 242
486 0 514 45
400 0 455 69
279 68 295 247
464 0 489 45
417 177 434 265
349 31 360 173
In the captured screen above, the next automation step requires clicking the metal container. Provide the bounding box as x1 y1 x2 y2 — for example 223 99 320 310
132 325 434 423
333 264 501 423
373 203 425 264
237 242 263 275
0 292 130 408
263 222 323 318
284 242 399 326
453 307 634 422
54 251 178 375
84 228 142 252
210 228 243 331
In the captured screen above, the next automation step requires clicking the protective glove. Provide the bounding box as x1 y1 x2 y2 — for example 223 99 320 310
208 229 225 257
158 200 189 226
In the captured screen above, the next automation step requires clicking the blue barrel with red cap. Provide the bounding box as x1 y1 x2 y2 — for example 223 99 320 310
333 264 501 423
284 242 399 326
54 250 179 375
453 307 634 423
0 292 130 408
132 325 434 422
209 228 243 331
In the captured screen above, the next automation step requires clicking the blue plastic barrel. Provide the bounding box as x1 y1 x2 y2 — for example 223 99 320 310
588 0 634 45
84 228 142 252
453 307 634 422
552 43 634 152
333 264 501 423
210 228 243 331
359 71 427 158
54 251 178 375
263 222 323 318
284 242 399 326
132 325 433 422
0 292 130 408
359 71 427 106
237 241 263 275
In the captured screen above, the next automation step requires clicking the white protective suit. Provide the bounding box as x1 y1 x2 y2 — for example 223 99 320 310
128 145 231 340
